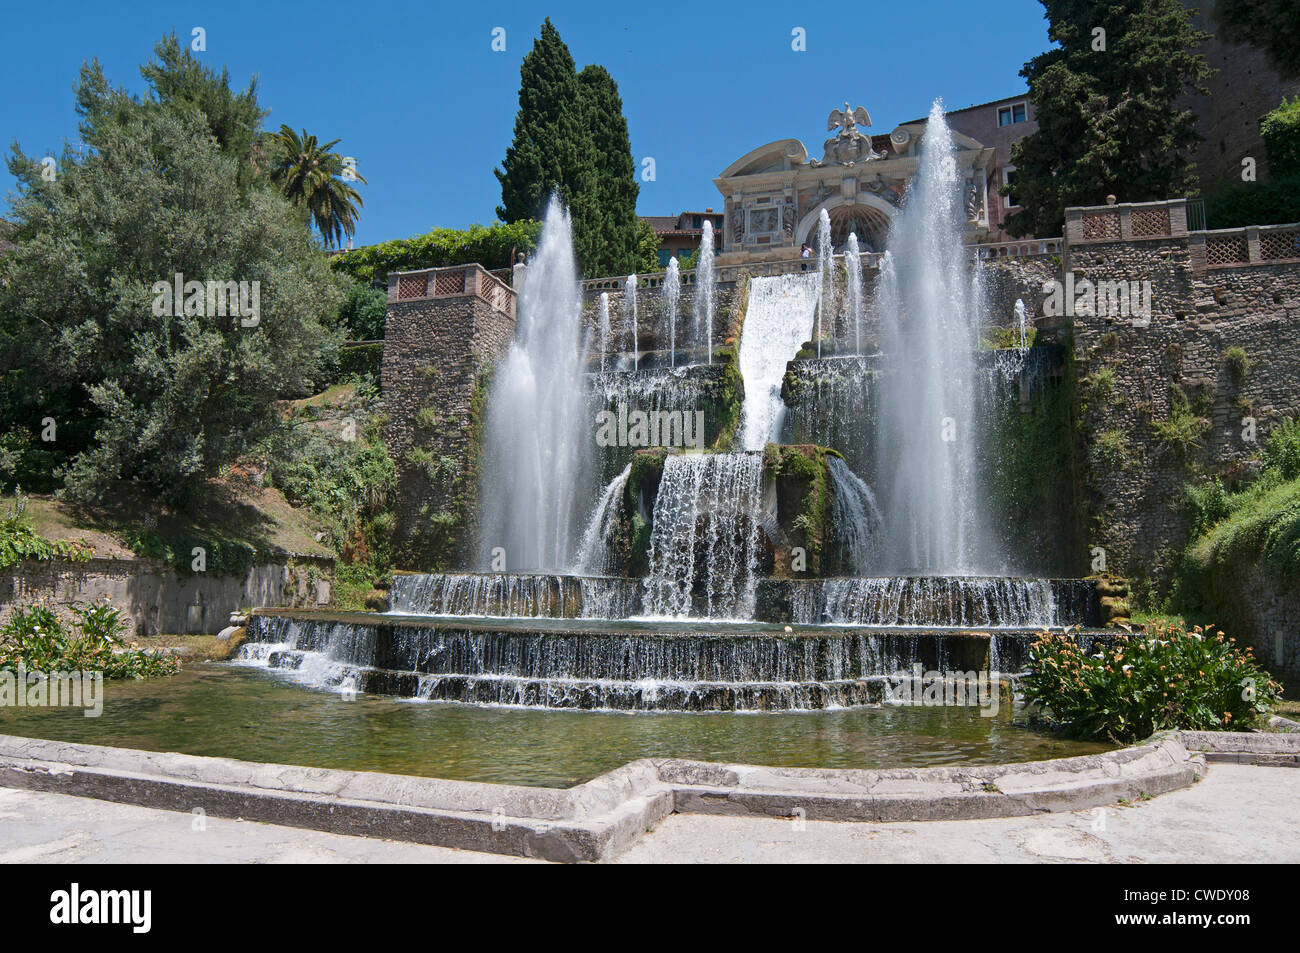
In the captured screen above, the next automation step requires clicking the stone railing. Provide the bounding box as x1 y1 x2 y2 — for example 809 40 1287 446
1190 224 1300 272
969 238 1062 259
1064 198 1188 246
386 263 516 317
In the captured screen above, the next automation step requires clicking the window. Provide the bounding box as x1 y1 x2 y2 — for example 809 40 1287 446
1004 168 1020 208
691 215 702 229
657 249 673 268
998 102 1028 126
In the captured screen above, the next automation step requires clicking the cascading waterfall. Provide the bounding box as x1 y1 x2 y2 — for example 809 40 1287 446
625 274 639 370
827 456 884 574
874 100 1000 574
576 463 631 575
643 453 764 619
790 576 1063 629
663 258 681 367
845 232 864 355
739 273 821 450
478 197 592 571
598 292 610 372
692 221 715 363
816 209 832 357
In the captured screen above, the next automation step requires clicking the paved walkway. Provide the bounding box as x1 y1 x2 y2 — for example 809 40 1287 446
0 763 1295 863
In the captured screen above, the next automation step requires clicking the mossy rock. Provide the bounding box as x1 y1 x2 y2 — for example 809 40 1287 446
363 589 390 612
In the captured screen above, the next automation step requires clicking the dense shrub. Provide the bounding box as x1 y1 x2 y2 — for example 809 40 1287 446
122 528 257 577
0 494 91 570
1 602 180 679
1206 172 1300 228
1262 96 1300 178
1023 622 1281 742
337 280 386 340
329 221 541 285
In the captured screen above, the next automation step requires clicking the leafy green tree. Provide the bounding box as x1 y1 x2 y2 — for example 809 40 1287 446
1003 0 1212 237
267 125 367 247
495 19 589 224
139 33 267 186
495 20 641 277
1262 96 1300 177
338 280 387 340
1 58 338 507
1214 0 1300 79
576 65 641 276
328 220 541 284
635 218 662 274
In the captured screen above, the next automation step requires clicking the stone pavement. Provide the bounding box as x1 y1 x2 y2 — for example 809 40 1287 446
0 762 1294 864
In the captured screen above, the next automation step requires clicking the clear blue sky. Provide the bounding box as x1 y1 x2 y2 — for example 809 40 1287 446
1 0 1052 245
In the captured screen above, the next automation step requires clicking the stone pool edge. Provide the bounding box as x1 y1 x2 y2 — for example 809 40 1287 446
2 731 1271 862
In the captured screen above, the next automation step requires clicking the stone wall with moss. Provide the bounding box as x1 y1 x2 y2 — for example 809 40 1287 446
1067 241 1300 588
381 294 514 570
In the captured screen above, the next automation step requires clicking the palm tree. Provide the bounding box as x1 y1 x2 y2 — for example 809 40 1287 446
266 125 366 247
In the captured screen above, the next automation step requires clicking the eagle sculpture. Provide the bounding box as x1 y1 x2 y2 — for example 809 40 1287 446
828 102 872 134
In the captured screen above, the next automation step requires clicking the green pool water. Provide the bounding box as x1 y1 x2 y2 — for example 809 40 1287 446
0 664 1112 788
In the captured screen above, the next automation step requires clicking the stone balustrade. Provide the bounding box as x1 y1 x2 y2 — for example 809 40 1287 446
1190 224 1300 273
386 262 515 317
969 238 1062 259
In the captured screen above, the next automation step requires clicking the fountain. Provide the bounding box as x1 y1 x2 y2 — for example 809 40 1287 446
477 197 592 571
874 99 998 575
845 232 864 354
663 258 681 367
816 209 832 357
241 102 1103 715
625 274 639 370
692 221 716 364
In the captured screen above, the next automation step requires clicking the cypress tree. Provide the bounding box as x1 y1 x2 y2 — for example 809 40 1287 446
494 19 587 224
576 65 641 276
496 21 640 277
1003 0 1212 238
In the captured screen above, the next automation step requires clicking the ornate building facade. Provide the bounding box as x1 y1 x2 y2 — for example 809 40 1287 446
712 102 1005 264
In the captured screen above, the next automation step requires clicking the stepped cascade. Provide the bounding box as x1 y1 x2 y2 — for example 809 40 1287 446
241 102 1104 712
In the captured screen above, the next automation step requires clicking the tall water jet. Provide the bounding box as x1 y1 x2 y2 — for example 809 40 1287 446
478 197 591 571
692 220 716 363
625 274 639 370
598 292 611 373
874 101 998 574
738 273 820 450
845 232 864 355
1013 298 1028 350
816 209 832 357
663 258 681 367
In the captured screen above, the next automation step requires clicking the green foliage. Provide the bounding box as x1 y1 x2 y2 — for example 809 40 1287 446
1183 478 1233 536
262 418 396 567
337 281 386 340
1 602 181 679
1151 386 1210 459
495 19 640 277
1262 96 1300 176
1214 0 1300 80
1 44 339 509
328 221 542 285
1003 0 1212 237
122 527 256 577
1222 346 1251 384
767 445 833 573
265 125 366 248
635 219 662 274
1023 622 1281 742
0 494 91 570
138 33 267 188
1090 429 1131 471
1206 172 1300 228
1262 418 1300 481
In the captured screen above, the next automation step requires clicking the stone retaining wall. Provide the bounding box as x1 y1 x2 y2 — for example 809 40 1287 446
0 557 333 636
